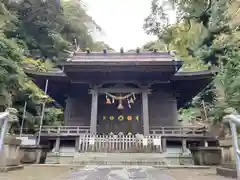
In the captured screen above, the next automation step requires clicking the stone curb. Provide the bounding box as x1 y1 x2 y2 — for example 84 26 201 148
0 165 24 172
31 164 210 169
31 164 84 168
152 165 211 169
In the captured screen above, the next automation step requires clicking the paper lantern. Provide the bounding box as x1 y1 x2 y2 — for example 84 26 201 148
117 102 124 110
106 98 111 104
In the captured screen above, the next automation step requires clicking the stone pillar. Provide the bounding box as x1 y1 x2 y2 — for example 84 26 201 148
182 139 187 153
55 137 60 153
142 91 149 136
90 88 98 135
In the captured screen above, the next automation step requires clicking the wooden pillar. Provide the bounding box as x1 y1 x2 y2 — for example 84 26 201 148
90 88 98 135
55 137 60 152
142 91 149 136
64 97 71 125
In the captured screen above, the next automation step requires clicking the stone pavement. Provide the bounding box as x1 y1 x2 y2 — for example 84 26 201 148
0 165 233 180
56 165 174 180
54 165 232 180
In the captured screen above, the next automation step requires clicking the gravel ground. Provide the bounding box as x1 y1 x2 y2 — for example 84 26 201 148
0 165 234 180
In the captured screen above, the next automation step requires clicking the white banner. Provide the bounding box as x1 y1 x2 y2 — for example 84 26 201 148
142 138 148 146
153 138 161 146
89 137 95 145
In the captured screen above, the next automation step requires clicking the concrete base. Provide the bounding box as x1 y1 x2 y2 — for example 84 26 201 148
0 136 21 167
19 145 48 164
190 147 222 165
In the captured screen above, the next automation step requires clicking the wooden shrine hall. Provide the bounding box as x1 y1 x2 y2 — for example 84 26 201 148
26 50 214 137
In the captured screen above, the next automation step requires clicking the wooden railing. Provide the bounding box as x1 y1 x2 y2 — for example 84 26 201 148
36 125 207 136
77 134 162 153
149 126 207 136
41 126 90 134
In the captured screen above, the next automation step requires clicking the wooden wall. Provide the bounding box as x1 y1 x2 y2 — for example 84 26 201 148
64 83 179 131
149 90 178 126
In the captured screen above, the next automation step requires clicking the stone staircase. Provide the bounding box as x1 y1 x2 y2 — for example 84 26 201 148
45 147 194 165
46 152 193 165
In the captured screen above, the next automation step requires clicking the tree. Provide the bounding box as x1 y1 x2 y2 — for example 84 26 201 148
144 0 240 125
0 0 112 132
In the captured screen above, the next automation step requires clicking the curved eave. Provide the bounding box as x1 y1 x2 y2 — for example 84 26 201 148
25 69 69 81
25 69 70 107
172 70 215 108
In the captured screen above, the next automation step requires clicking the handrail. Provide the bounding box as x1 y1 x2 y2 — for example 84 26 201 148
0 112 9 152
224 114 240 178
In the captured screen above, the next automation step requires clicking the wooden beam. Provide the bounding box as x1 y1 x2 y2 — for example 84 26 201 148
142 91 150 135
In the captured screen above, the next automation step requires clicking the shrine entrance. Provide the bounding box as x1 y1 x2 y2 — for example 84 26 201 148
98 93 142 134
89 83 150 135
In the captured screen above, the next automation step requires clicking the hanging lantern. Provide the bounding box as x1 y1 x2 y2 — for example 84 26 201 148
129 97 134 104
106 98 111 104
117 100 124 110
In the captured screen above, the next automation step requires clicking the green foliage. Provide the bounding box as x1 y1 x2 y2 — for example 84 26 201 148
43 107 64 126
144 0 240 124
0 0 112 131
142 40 166 51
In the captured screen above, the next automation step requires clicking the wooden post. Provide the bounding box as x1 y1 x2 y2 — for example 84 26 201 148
55 137 60 152
142 91 149 135
37 79 49 145
20 100 27 137
162 138 167 152
75 137 79 152
90 88 98 135
182 139 187 153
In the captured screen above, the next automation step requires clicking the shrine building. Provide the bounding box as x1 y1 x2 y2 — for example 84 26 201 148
26 49 214 137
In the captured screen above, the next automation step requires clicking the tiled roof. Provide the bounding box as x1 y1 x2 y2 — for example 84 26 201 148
67 51 178 62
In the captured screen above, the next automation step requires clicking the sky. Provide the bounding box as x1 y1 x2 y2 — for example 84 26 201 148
83 0 158 51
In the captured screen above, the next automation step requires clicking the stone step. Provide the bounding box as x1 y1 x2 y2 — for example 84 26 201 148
72 160 167 165
45 152 74 164
72 153 193 165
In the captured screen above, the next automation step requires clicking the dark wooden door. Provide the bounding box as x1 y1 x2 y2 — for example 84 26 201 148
98 95 142 134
